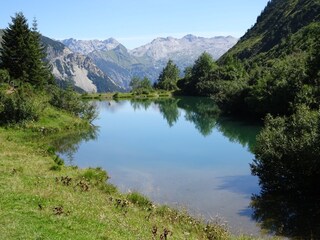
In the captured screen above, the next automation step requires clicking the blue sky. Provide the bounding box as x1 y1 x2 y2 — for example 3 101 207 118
1 0 269 49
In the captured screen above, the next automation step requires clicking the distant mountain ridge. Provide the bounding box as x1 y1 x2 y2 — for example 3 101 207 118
62 35 238 89
130 35 237 61
1 29 237 92
62 38 120 55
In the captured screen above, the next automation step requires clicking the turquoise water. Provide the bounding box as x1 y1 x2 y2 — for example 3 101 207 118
60 97 262 235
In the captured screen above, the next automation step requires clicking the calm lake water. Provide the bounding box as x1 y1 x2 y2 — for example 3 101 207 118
59 97 263 235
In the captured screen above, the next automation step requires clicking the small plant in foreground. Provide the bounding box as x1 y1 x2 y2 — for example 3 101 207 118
127 192 152 208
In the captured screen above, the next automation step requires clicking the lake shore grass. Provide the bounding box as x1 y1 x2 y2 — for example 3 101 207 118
81 90 173 100
0 105 274 239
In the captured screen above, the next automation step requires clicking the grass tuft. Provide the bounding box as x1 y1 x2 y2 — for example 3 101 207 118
127 192 152 208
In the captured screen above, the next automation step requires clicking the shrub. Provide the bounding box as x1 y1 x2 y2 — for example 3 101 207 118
49 86 97 122
0 90 40 124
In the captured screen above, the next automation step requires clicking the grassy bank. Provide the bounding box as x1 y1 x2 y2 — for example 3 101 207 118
81 91 173 100
0 106 271 239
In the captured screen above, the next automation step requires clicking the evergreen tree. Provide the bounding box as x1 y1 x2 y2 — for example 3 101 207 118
28 18 52 87
156 59 180 91
0 12 51 88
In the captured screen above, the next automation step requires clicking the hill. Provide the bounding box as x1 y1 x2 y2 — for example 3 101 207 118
179 0 320 117
221 0 320 62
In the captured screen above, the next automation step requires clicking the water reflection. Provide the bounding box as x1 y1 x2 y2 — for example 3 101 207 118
251 156 320 238
127 97 259 146
58 97 262 235
51 126 99 163
177 97 220 136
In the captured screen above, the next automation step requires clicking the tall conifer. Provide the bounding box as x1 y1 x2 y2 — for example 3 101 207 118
0 12 52 87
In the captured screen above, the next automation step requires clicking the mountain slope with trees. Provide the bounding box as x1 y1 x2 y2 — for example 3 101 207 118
179 0 320 117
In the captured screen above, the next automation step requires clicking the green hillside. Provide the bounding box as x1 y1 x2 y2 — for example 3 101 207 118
222 0 320 62
179 0 320 117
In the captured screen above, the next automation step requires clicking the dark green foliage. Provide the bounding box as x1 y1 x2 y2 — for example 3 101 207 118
0 13 52 88
252 105 320 188
0 69 10 83
0 89 40 124
155 59 180 91
251 105 320 238
178 52 218 96
245 55 309 116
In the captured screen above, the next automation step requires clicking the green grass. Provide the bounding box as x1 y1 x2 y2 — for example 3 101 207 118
0 105 278 239
113 91 172 99
82 90 173 101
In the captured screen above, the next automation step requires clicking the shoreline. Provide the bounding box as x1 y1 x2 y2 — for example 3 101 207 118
0 106 238 239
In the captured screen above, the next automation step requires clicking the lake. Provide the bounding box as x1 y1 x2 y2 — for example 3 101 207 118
59 97 263 235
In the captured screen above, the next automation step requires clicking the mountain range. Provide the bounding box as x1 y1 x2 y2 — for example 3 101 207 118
0 28 237 92
61 35 237 89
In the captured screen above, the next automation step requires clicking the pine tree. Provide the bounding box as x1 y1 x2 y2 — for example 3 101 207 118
0 12 52 88
28 18 52 87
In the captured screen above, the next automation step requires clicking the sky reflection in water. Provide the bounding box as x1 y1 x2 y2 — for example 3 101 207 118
60 98 262 235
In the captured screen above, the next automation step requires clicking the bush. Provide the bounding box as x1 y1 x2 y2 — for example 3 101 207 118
0 90 40 124
252 105 320 190
49 86 97 122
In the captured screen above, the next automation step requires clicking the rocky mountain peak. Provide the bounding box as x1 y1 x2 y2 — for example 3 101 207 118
61 38 120 55
182 34 198 41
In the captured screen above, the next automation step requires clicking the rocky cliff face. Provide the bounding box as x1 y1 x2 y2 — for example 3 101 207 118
42 36 123 93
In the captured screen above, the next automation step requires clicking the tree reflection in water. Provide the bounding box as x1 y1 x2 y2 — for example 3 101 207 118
50 125 99 163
